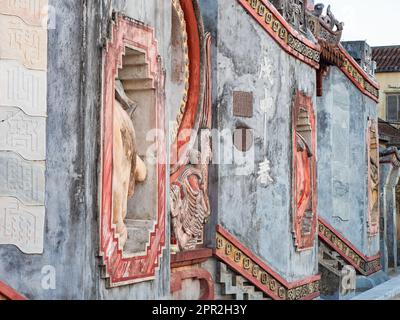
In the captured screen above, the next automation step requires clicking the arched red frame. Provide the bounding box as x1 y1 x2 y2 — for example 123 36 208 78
99 15 166 287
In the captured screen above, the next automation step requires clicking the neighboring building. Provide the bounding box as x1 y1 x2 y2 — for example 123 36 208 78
372 46 400 124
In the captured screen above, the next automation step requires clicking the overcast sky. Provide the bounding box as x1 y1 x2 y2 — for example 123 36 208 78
318 0 400 47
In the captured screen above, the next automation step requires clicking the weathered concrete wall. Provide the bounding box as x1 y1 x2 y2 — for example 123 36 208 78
200 0 318 282
317 66 379 257
0 0 171 300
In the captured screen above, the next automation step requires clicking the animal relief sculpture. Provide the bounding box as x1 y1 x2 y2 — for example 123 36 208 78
112 80 147 247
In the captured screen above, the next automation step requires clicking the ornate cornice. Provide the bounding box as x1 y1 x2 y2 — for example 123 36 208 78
318 218 382 276
215 226 321 300
237 0 321 69
237 0 379 102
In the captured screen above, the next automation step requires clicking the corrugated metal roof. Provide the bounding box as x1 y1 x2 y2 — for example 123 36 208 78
372 46 400 72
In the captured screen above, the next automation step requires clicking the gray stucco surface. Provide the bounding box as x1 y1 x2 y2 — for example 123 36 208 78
317 67 379 257
200 0 318 282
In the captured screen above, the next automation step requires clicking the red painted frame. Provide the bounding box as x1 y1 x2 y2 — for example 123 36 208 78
99 15 166 287
318 217 381 276
292 92 317 251
216 225 321 300
171 268 215 300
0 281 26 300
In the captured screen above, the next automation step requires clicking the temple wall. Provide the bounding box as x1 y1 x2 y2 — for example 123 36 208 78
200 0 318 282
0 0 171 300
317 67 379 257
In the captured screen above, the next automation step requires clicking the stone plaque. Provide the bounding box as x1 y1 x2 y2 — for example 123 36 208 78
0 152 45 206
0 0 48 26
0 107 46 160
0 197 44 254
233 91 253 118
0 14 48 70
0 60 47 116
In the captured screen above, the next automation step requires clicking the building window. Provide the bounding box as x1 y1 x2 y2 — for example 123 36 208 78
387 94 400 122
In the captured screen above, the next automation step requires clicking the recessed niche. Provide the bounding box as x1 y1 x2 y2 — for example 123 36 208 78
115 46 157 256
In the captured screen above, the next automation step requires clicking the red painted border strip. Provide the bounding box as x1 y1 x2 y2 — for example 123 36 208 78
318 217 381 275
238 0 320 69
0 281 26 300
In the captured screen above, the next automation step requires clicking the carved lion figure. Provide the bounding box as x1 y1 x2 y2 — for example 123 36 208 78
112 80 147 247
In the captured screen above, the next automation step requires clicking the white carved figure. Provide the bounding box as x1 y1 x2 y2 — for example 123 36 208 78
112 80 147 247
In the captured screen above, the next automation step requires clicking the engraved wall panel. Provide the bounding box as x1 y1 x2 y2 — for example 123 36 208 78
0 60 47 116
0 107 46 160
0 197 45 254
0 14 47 70
0 8 47 254
0 0 48 26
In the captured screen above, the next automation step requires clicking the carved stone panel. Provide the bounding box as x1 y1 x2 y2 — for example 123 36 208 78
0 197 45 254
0 0 48 26
0 10 47 255
0 14 47 70
0 60 47 116
0 107 46 160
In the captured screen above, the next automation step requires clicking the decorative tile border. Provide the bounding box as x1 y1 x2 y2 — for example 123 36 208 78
0 7 47 255
339 45 380 103
318 218 382 276
215 226 320 300
237 0 321 69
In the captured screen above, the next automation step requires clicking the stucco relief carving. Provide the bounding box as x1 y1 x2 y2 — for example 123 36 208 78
0 8 47 255
100 15 166 287
112 81 147 247
0 14 47 70
170 0 212 253
0 0 48 26
270 0 307 33
367 119 380 236
292 92 317 251
0 60 47 116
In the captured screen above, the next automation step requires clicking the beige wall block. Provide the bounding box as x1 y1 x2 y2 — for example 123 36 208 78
0 14 47 70
0 107 46 160
0 60 47 116
0 152 45 206
0 0 48 26
0 197 44 254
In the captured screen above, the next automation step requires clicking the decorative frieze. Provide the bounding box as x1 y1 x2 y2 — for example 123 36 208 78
0 8 47 255
216 226 321 300
318 218 382 276
238 0 320 69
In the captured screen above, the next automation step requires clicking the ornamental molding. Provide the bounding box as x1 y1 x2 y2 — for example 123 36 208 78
99 15 166 287
237 0 321 69
318 218 382 276
215 225 321 300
